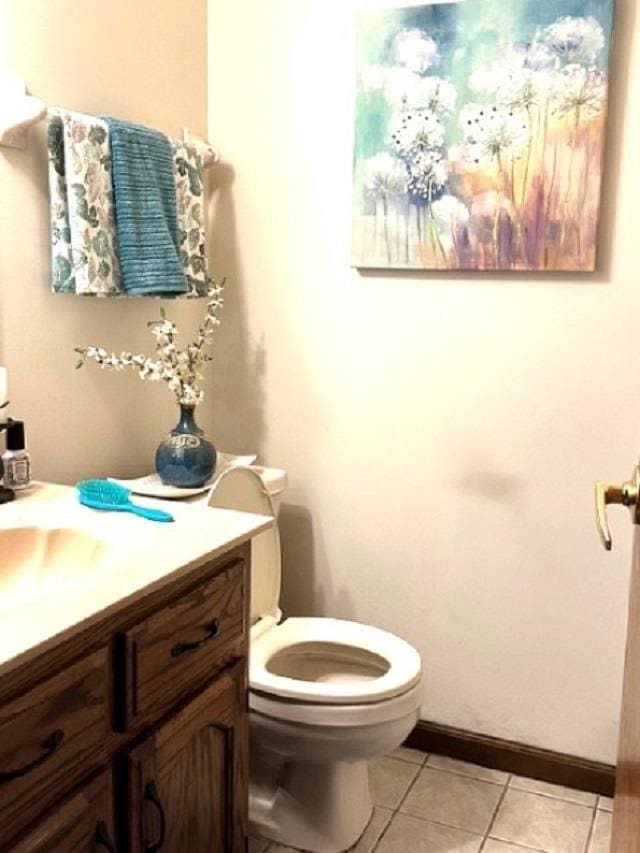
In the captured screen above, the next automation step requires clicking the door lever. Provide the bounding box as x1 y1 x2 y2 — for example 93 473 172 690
595 467 640 551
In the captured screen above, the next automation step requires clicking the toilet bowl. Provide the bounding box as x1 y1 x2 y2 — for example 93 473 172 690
208 467 423 853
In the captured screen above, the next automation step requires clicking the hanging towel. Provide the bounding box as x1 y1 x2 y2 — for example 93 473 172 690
172 139 209 297
103 117 188 296
47 111 121 295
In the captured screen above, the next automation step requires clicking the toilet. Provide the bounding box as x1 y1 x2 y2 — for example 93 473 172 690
208 466 423 853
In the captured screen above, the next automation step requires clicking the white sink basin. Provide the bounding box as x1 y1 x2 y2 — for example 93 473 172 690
0 526 111 609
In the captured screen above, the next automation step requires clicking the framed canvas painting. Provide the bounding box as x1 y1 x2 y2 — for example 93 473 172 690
352 0 615 271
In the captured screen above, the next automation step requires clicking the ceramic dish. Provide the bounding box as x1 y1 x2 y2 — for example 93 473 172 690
109 453 257 500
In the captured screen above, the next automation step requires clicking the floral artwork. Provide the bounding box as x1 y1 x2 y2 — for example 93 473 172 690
352 0 615 271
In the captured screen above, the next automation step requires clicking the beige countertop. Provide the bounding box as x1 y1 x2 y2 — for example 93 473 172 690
0 482 272 676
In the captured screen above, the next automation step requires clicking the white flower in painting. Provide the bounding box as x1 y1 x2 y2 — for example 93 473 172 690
392 111 445 158
544 16 605 64
383 67 427 108
432 195 470 247
469 62 499 96
378 68 457 116
551 63 607 118
517 41 557 72
460 103 529 165
406 150 448 199
363 153 407 197
497 66 550 112
470 44 554 107
359 64 387 93
414 76 457 115
392 29 439 74
432 194 470 228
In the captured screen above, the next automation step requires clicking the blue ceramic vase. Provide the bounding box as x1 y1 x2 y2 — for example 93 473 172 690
155 405 216 488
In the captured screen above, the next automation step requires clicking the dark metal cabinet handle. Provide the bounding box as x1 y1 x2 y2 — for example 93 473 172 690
170 619 220 658
94 821 117 852
0 729 64 784
144 780 166 852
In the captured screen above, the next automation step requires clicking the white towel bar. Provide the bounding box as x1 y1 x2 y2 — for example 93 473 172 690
0 76 220 166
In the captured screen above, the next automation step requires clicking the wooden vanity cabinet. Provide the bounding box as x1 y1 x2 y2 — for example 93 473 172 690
9 768 116 852
126 667 247 853
0 542 251 853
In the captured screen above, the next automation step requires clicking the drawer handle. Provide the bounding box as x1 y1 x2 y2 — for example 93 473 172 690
144 780 166 853
94 821 117 852
0 728 64 783
170 619 220 658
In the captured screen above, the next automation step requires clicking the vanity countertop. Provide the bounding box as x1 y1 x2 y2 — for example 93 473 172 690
0 482 272 677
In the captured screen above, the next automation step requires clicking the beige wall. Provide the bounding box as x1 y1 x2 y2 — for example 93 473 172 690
208 0 640 762
0 0 211 484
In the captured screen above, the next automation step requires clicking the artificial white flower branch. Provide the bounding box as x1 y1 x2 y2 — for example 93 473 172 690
74 280 225 407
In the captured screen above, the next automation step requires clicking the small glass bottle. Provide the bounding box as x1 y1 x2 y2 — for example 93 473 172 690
1 419 31 491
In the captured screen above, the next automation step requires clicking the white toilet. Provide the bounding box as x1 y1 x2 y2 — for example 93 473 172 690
209 466 423 853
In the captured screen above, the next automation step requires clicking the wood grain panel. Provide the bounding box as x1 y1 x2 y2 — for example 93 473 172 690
0 647 111 847
127 663 247 853
406 719 615 797
5 767 115 852
0 542 251 848
611 530 640 850
0 544 250 707
121 557 245 726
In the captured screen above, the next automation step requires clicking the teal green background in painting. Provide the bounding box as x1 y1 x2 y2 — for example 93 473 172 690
355 0 615 160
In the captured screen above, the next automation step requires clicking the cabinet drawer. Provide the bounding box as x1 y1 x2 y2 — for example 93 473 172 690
121 557 246 726
0 647 111 846
6 767 115 853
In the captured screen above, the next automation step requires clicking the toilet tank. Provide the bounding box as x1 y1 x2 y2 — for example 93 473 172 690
208 465 287 629
249 466 287 516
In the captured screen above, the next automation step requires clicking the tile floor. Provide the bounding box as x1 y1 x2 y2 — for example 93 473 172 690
250 748 612 853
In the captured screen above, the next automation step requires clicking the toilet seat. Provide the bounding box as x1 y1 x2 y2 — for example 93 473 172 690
250 617 421 705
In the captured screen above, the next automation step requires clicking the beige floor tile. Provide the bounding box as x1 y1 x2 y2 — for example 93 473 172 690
400 766 503 835
491 789 593 853
352 806 393 852
369 756 420 809
389 745 427 765
262 807 392 853
588 809 613 853
426 754 509 785
375 812 483 853
482 841 540 853
509 775 597 807
598 795 614 812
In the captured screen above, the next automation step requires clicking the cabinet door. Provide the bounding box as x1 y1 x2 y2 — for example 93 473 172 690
6 768 116 852
126 664 247 853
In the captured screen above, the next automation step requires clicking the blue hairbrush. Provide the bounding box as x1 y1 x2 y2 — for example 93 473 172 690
76 479 174 523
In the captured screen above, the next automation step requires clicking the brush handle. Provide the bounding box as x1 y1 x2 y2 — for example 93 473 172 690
127 503 174 523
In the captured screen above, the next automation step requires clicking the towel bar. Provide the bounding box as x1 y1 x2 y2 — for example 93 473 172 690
0 77 220 166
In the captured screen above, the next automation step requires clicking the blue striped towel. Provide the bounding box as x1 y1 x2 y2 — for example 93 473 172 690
103 117 188 296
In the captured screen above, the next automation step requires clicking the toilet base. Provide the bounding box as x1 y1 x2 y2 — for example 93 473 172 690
250 758 373 853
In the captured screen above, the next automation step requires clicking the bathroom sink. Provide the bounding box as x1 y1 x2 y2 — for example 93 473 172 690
0 525 111 609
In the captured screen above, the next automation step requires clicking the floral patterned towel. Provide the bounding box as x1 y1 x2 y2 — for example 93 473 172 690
48 113 210 298
172 139 209 297
47 111 121 295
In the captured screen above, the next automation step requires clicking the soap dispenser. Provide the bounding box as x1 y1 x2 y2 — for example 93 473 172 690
1 418 31 491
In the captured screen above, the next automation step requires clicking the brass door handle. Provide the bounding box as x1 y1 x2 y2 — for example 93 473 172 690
595 467 640 551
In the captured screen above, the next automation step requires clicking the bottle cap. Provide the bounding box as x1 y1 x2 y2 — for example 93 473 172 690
5 419 25 451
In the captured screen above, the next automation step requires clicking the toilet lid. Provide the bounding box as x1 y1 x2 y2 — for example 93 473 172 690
208 467 282 625
250 617 422 704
